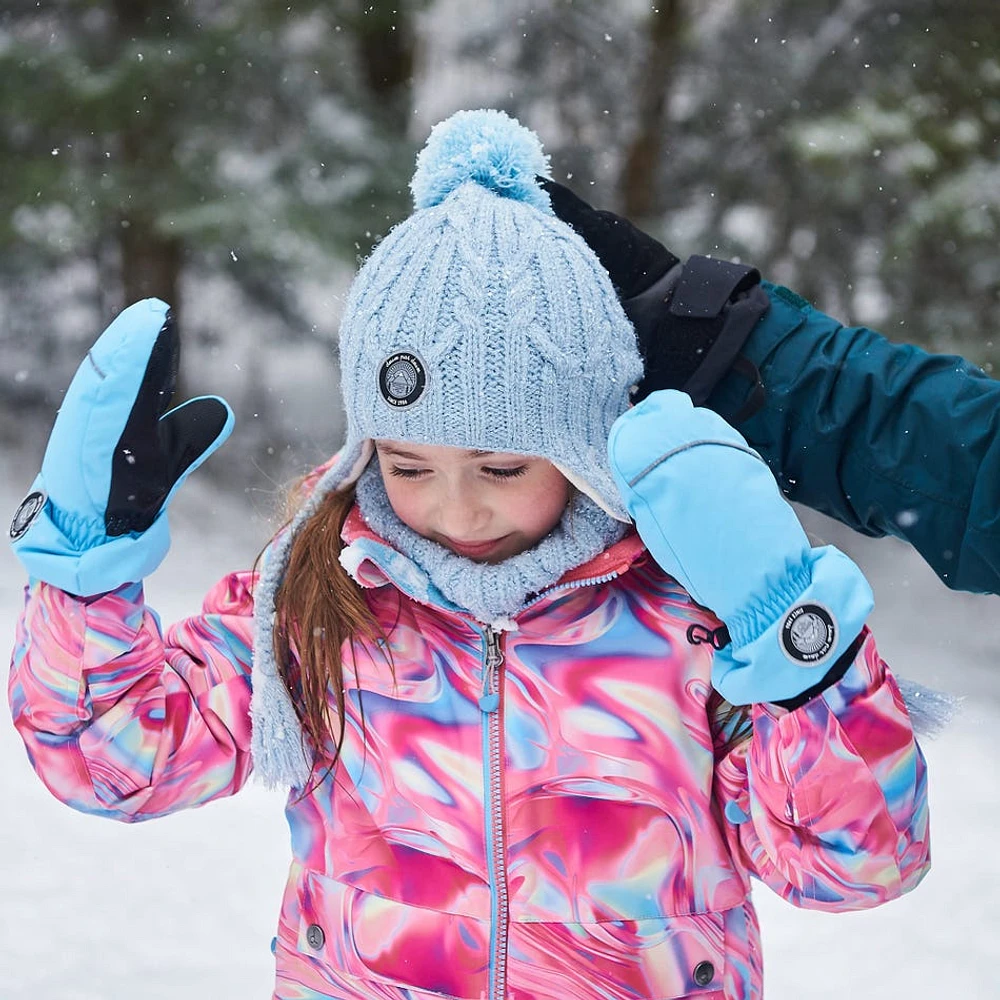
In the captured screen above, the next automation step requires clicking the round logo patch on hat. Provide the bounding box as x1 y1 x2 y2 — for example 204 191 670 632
780 603 836 665
9 489 47 541
378 351 426 408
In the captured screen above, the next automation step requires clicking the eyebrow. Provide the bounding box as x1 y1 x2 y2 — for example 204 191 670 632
377 445 501 460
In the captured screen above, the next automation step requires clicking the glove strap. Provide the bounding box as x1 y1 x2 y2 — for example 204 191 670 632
690 617 864 712
627 255 770 410
671 256 760 318
709 546 875 705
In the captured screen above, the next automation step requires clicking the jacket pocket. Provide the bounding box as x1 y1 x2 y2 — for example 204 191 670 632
276 865 730 1000
507 911 726 1000
276 865 490 1000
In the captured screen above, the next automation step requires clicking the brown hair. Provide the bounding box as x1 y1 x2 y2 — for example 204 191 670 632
270 482 390 786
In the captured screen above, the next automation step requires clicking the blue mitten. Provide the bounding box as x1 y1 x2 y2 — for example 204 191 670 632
9 298 234 596
608 389 873 705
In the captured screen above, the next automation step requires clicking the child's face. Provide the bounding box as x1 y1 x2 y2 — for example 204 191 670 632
374 440 573 563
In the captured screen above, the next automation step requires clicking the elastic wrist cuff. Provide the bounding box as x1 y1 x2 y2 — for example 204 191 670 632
12 503 170 597
710 546 874 705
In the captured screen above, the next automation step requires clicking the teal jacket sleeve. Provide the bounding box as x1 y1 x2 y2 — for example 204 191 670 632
707 282 1000 594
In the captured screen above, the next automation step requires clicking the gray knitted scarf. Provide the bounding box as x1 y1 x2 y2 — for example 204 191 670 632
351 461 625 625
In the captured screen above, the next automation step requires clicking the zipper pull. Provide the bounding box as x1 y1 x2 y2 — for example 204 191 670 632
479 628 503 713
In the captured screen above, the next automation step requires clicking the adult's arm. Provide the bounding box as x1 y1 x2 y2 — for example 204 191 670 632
708 283 1000 594
543 178 1000 596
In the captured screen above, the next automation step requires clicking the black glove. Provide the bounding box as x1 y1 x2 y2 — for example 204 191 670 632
541 177 770 413
541 177 681 299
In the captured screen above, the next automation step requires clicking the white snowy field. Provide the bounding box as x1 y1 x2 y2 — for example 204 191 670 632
1 449 998 999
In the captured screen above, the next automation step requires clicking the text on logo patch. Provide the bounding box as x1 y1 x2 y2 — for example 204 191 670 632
780 603 836 665
378 351 426 408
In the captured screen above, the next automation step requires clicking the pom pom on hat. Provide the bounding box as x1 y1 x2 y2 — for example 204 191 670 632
411 109 553 215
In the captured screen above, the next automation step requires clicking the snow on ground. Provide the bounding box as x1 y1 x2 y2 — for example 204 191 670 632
1 448 998 999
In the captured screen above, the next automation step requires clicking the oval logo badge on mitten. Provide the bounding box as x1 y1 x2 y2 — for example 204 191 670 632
780 603 836 664
9 490 47 541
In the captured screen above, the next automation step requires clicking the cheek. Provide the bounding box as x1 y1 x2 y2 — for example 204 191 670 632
509 477 572 538
381 475 428 532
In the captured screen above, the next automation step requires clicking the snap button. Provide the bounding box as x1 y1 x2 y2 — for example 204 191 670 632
693 960 715 987
305 923 325 950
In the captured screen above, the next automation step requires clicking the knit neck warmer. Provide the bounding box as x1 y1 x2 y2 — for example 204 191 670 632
352 461 626 624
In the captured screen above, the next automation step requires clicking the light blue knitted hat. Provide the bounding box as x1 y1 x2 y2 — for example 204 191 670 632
251 109 644 786
320 107 642 518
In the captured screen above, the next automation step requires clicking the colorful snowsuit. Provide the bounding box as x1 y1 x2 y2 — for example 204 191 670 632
9 504 930 1000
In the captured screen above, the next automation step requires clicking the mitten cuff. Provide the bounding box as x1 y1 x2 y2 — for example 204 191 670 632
711 545 874 705
11 492 170 597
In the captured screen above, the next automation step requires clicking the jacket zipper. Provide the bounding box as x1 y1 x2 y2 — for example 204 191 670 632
519 568 627 613
479 626 508 999
474 570 631 997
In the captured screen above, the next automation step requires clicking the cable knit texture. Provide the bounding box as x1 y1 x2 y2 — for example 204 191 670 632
353 462 625 625
318 109 642 521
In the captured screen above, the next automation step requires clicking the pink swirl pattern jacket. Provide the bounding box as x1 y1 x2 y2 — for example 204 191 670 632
9 507 930 1000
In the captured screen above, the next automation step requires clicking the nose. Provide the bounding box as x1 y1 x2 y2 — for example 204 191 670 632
435 480 491 538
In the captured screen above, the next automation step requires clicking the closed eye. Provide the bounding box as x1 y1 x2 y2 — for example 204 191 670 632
483 466 527 479
388 465 429 479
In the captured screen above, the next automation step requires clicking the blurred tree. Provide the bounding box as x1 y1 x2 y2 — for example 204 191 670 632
460 0 647 204
657 0 1000 369
2 0 995 477
456 0 997 369
618 0 684 221
0 0 423 408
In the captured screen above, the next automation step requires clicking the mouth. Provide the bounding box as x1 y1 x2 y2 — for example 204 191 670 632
442 535 508 560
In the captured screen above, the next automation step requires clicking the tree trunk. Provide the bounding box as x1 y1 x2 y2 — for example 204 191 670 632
618 1 684 221
119 214 183 315
351 0 419 132
110 0 185 339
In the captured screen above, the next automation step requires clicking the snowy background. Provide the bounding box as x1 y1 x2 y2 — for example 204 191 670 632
1 440 999 999
2 2 1000 995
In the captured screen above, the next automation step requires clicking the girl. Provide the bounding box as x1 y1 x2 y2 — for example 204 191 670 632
8 110 929 1000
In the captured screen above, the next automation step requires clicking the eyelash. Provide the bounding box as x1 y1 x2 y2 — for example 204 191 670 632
388 465 528 480
485 465 527 479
